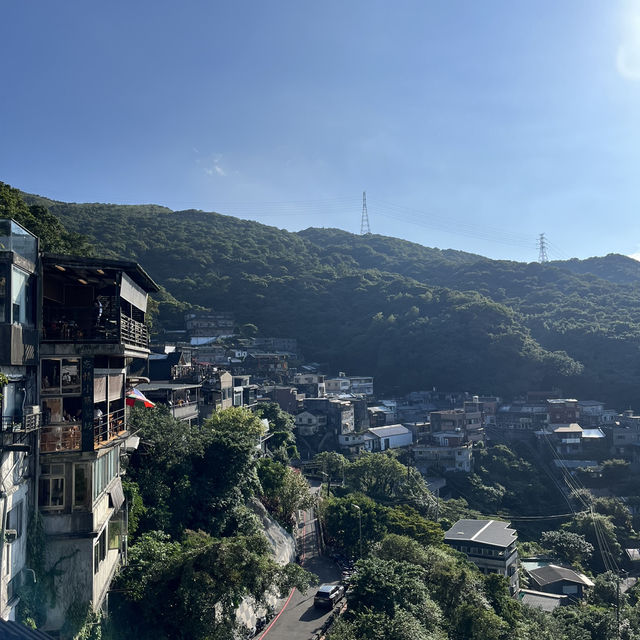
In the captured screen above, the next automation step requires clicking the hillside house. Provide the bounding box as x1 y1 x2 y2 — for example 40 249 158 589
0 221 41 621
444 519 519 594
39 253 158 632
413 433 473 474
136 382 201 423
362 424 412 452
526 565 594 601
294 411 327 436
200 370 233 415
185 310 235 338
547 399 579 424
292 372 325 398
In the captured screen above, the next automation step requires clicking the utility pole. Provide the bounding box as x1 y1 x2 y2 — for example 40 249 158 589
537 233 549 263
360 191 371 235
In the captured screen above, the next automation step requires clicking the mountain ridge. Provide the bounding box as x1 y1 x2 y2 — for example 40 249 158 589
11 185 640 407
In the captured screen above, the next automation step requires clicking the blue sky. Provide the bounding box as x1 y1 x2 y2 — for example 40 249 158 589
2 0 640 262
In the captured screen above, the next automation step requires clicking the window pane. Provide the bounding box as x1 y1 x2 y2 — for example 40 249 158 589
51 478 64 506
62 360 81 394
74 465 89 507
108 520 121 550
42 360 61 394
42 398 62 424
11 267 27 325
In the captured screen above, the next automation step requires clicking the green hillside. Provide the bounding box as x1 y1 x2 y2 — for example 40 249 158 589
12 185 640 407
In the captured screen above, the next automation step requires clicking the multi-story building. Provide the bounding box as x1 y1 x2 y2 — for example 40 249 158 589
0 220 41 621
303 397 355 437
547 399 579 425
38 253 158 632
294 411 327 436
430 408 484 443
325 374 374 397
444 519 519 594
184 310 235 338
135 382 201 423
200 370 233 416
292 373 325 398
413 432 473 474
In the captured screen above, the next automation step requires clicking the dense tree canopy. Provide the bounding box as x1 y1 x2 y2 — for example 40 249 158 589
17 184 640 406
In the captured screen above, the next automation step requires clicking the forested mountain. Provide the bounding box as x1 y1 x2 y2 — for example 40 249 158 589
12 185 640 408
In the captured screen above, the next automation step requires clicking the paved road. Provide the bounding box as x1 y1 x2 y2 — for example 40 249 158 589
256 485 341 640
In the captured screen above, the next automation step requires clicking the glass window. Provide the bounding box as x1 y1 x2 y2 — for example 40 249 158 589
93 529 107 573
94 528 107 573
92 448 119 500
6 501 23 539
11 266 30 326
74 464 91 508
39 474 65 509
0 269 6 323
109 518 122 551
42 360 61 395
42 397 62 424
62 359 81 394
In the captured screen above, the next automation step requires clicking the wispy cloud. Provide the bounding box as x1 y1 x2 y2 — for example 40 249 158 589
196 152 227 178
617 43 640 80
617 5 640 80
629 252 640 262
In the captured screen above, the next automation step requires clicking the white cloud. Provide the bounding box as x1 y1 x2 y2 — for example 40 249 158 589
201 153 227 177
617 4 640 80
629 252 640 261
617 43 640 80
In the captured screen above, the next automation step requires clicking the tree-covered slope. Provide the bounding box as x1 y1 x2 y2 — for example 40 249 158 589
15 186 640 407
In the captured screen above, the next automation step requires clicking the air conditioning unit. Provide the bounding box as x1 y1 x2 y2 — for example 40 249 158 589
5 529 17 543
24 405 40 415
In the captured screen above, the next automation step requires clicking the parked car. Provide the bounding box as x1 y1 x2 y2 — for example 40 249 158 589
313 583 345 609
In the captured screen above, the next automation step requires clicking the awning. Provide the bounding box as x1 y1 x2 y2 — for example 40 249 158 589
108 477 125 511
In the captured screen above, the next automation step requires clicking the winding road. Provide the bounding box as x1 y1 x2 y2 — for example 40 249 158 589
256 482 341 640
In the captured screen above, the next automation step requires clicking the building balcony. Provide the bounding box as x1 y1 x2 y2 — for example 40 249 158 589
42 309 149 351
1 412 41 433
40 408 126 453
168 401 199 422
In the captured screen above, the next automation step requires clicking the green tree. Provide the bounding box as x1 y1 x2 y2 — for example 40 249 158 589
314 450 348 485
345 452 434 510
112 529 314 640
322 494 388 556
563 511 622 573
257 459 315 530
541 530 594 567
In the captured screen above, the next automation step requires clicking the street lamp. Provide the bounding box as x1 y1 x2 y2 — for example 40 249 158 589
352 504 362 560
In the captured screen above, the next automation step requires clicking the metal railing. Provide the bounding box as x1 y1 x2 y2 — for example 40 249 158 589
169 401 199 421
94 407 127 448
1 413 41 433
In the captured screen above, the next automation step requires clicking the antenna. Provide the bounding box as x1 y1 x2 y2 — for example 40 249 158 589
360 191 371 235
537 233 548 263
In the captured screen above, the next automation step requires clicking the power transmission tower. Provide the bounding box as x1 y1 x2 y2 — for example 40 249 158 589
537 233 549 263
360 191 371 235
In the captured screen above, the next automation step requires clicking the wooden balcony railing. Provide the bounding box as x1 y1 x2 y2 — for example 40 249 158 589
120 313 149 349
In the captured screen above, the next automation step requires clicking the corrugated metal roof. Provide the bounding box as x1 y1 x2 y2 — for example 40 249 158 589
367 424 410 438
528 564 594 588
444 519 517 548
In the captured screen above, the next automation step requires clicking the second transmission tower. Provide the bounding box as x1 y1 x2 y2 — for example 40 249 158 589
360 191 371 235
537 233 549 263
